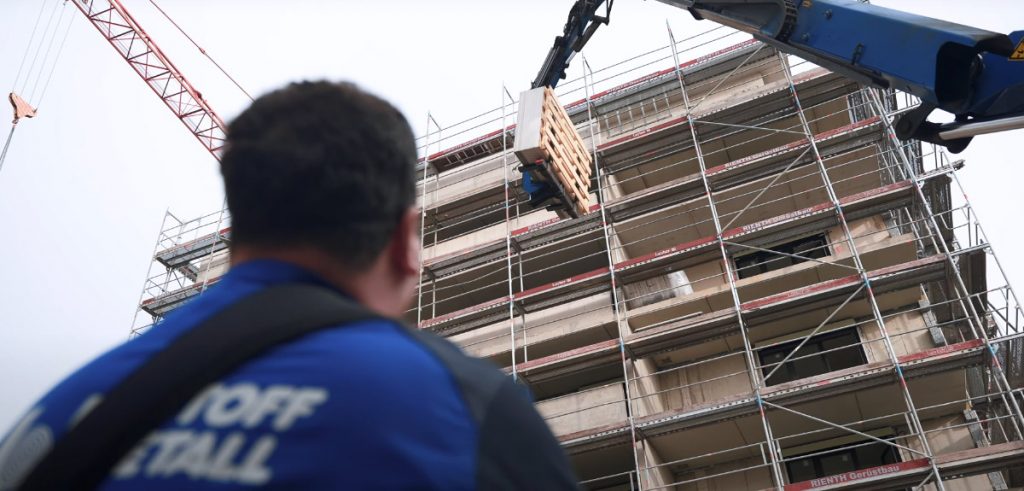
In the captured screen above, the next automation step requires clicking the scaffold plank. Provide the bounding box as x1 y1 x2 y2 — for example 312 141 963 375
154 227 231 268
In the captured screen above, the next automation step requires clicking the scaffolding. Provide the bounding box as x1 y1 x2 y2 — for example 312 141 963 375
130 208 230 335
133 24 1024 490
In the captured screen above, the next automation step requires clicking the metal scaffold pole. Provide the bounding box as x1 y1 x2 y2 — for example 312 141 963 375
776 51 947 490
666 23 787 489
129 210 175 337
416 113 440 326
502 85 519 381
582 55 645 489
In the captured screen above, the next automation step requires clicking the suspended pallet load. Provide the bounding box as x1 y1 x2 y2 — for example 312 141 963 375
514 86 593 218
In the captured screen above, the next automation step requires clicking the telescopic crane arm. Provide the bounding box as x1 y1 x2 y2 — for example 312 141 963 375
534 0 1024 154
532 0 613 89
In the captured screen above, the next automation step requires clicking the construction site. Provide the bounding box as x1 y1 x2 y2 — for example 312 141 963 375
4 0 1024 490
123 20 1024 491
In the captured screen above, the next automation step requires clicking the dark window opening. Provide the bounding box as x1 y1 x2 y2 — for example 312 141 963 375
786 439 900 485
758 328 866 386
734 233 829 279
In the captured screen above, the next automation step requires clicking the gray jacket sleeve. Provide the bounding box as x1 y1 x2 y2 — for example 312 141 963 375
403 328 578 490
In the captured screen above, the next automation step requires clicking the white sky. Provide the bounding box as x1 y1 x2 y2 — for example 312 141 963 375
0 0 1021 432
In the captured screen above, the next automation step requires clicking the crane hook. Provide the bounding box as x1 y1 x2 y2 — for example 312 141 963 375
9 92 37 125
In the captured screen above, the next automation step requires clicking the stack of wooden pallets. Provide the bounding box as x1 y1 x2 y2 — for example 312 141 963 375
514 86 593 218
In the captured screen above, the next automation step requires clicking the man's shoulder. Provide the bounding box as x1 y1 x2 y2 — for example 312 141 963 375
397 327 513 422
285 319 513 423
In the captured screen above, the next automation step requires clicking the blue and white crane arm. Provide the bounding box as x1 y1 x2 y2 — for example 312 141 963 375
533 0 1024 153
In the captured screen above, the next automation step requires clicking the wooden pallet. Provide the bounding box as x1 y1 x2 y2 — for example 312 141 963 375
537 87 593 216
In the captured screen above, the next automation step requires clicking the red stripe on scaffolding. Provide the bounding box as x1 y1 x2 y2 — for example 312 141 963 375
514 267 609 300
837 180 912 206
157 226 231 257
723 202 834 239
417 295 511 330
508 204 601 237
862 254 945 279
613 236 717 271
791 66 831 85
510 217 563 237
741 274 860 311
705 140 812 177
140 276 221 306
515 339 620 372
782 458 930 491
422 237 506 269
557 420 631 445
898 339 984 364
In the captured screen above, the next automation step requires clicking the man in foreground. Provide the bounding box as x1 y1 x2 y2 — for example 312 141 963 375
0 81 578 490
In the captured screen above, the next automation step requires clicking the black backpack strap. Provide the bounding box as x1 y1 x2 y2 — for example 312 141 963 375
19 283 384 490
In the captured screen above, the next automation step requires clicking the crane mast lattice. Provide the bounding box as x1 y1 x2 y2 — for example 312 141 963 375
70 0 227 161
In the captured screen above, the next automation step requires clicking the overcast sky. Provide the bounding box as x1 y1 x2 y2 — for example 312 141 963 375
1 0 1021 432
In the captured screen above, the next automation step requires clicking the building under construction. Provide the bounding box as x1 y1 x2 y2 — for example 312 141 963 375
131 27 1024 490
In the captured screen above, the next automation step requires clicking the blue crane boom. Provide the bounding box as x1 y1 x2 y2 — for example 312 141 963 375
527 0 1023 214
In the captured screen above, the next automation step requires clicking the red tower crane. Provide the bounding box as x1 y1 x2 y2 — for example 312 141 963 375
70 0 227 161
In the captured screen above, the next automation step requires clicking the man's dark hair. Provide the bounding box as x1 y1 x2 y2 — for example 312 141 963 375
221 81 417 266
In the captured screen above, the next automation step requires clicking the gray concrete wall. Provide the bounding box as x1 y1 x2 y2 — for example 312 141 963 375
451 292 615 359
658 352 752 411
674 456 774 491
898 414 996 491
536 382 628 437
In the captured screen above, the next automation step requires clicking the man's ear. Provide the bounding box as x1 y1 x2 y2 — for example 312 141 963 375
390 207 421 277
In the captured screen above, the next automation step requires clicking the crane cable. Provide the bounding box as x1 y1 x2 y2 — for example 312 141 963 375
2 0 75 176
10 0 50 94
0 126 16 175
148 0 255 102
36 10 76 108
23 1 68 102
